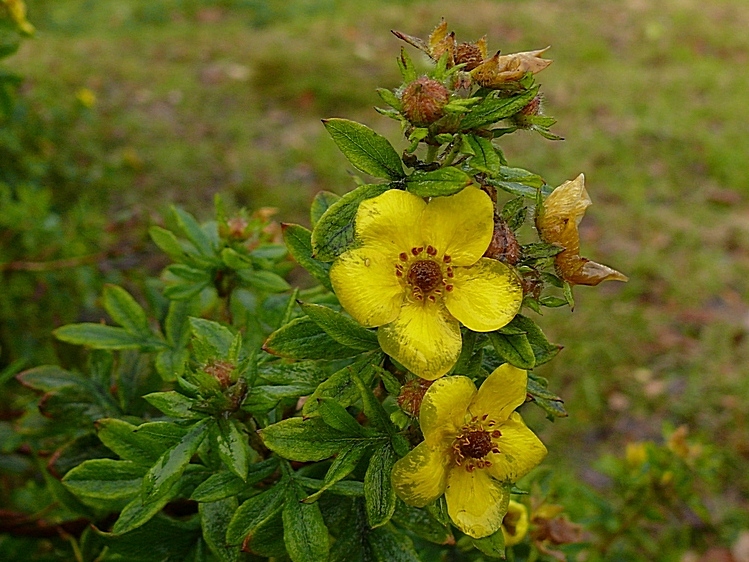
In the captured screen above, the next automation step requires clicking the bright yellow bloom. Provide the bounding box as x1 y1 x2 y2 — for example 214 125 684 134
391 365 547 538
330 187 523 380
536 174 628 286
502 500 529 546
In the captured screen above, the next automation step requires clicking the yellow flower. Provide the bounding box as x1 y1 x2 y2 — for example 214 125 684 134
76 88 97 108
330 187 523 380
536 174 628 286
502 500 529 546
3 0 35 35
391 365 547 538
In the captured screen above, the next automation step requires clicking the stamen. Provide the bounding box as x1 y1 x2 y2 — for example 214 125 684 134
426 245 437 256
492 447 500 454
491 430 501 438
364 258 370 267
399 252 408 262
443 254 452 263
395 270 403 277
445 285 454 292
482 414 488 420
428 295 436 302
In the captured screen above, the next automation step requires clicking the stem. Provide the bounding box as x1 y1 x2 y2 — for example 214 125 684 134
425 144 438 163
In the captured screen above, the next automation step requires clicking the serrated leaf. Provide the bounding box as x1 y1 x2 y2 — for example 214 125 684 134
323 118 404 180
226 483 288 544
283 483 330 562
364 444 397 528
142 419 210 502
464 135 501 174
200 498 240 562
282 223 333 291
311 182 392 262
260 417 381 462
263 316 362 360
299 302 379 351
460 88 538 130
405 167 472 197
487 332 536 369
311 191 341 226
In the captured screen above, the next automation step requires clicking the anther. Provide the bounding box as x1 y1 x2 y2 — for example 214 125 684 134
428 295 436 303
399 252 408 262
492 430 501 438
443 254 452 263
364 258 370 267
482 414 488 420
492 447 500 454
445 285 454 292
395 270 403 277
426 245 437 256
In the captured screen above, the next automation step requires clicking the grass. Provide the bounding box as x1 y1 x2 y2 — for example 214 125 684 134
6 0 749 556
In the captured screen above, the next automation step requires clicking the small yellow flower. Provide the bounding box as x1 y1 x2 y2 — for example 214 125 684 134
330 187 523 380
76 88 97 108
391 365 547 538
536 174 628 286
3 0 35 35
502 500 529 546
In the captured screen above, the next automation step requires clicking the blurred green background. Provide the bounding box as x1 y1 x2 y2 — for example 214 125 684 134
2 0 749 557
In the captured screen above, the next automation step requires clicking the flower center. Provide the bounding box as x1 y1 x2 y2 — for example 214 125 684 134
407 260 442 293
394 246 454 303
452 415 502 472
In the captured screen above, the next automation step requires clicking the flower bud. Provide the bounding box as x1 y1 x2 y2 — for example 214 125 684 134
397 378 433 417
203 359 235 389
455 42 485 71
400 77 450 127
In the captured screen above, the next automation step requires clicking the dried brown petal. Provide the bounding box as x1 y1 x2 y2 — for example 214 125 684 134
471 48 552 88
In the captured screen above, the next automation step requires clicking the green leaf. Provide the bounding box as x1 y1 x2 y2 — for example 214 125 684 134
113 492 173 535
149 225 187 262
299 302 379 351
15 365 84 392
368 525 422 562
283 483 330 562
63 459 145 502
507 314 561 366
242 384 318 414
263 316 362 360
397 47 417 83
376 87 402 110
405 167 473 197
171 206 216 258
103 285 151 337
104 513 203 557
143 391 201 419
200 498 240 562
365 444 397 528
238 269 291 293
191 458 278 502
392 501 452 545
96 418 184 466
487 332 536 370
317 398 370 437
310 191 341 226
522 242 564 259
464 135 501 174
142 419 210 502
260 417 380 462
226 483 288 545
54 324 165 351
354 374 393 434
527 373 568 420
282 224 333 291
323 118 404 180
214 419 251 480
472 527 506 559
303 353 383 416
190 318 236 359
460 88 538 130
304 442 369 502
311 182 392 262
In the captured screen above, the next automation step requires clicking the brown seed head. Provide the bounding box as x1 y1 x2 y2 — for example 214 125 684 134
455 42 484 71
407 259 442 293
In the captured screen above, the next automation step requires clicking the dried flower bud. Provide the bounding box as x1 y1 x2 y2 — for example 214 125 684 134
471 48 552 88
204 360 235 389
397 378 433 417
484 216 521 265
400 77 450 127
224 217 250 240
455 40 486 71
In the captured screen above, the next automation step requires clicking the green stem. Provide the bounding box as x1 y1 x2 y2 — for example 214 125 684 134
425 144 438 163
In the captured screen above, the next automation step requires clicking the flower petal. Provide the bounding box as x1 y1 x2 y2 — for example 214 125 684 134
391 442 449 507
356 189 426 255
469 364 527 423
330 248 404 327
445 258 523 332
486 412 547 482
419 186 493 266
378 300 461 380
420 375 476 448
445 466 510 538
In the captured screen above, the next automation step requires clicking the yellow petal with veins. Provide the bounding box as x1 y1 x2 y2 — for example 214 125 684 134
391 441 449 507
355 189 426 256
419 186 493 266
377 300 461 380
330 248 404 327
486 412 547 482
444 258 522 332
420 375 476 448
468 364 528 423
445 466 510 538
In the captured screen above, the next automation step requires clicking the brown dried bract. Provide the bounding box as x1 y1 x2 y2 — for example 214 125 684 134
536 174 628 286
471 48 552 88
